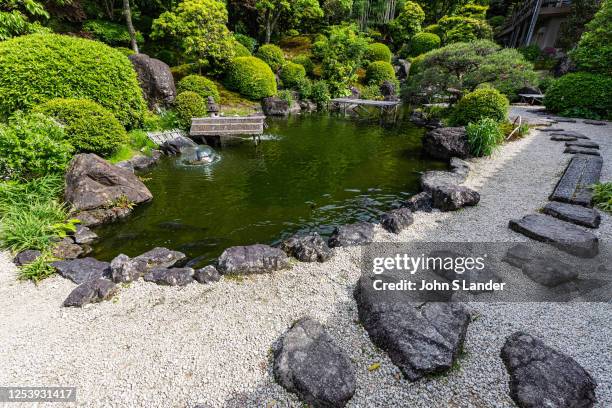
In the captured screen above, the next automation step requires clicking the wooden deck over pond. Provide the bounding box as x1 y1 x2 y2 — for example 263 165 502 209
190 116 266 137
331 98 401 123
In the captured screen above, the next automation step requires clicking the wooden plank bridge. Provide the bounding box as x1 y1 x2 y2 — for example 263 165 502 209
190 116 266 139
330 98 401 122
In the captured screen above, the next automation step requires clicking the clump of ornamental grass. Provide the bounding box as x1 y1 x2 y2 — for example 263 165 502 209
592 182 612 213
465 118 504 157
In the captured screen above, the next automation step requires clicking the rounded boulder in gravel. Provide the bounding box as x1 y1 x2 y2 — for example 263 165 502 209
273 317 356 407
217 244 290 275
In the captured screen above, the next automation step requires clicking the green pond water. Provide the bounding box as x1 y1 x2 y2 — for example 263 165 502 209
92 114 446 266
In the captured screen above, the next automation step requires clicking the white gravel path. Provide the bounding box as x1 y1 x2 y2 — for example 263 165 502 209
0 106 610 407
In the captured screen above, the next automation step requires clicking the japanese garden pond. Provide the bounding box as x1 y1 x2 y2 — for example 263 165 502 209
92 114 447 266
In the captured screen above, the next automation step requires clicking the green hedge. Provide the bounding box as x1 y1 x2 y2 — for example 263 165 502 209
292 55 314 75
174 91 207 129
233 41 252 57
33 98 127 156
407 32 441 57
544 73 612 119
450 88 509 126
280 62 306 89
365 43 392 63
366 61 396 85
255 44 285 71
569 0 611 75
234 33 257 53
0 34 146 128
225 57 277 100
177 75 220 103
83 20 143 46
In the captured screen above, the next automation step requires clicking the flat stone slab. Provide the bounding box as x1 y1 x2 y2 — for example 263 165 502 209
551 135 577 141
583 120 607 126
542 202 601 228
550 154 603 206
52 258 111 284
521 257 578 287
548 117 577 123
539 128 565 132
564 146 600 156
550 131 589 139
565 140 599 149
509 214 598 258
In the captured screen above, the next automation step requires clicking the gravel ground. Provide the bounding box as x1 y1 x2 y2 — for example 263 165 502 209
0 106 610 407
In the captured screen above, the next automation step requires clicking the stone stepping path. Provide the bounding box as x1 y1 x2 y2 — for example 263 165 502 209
551 135 578 141
539 128 566 132
549 154 603 206
583 120 607 126
550 131 590 139
549 117 577 123
542 202 601 228
509 214 598 258
564 146 601 156
566 140 599 149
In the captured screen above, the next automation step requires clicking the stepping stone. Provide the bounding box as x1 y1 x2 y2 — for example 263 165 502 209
521 257 578 287
273 318 356 407
508 214 598 258
539 128 565 132
548 117 577 123
551 135 577 141
550 131 589 139
550 154 603 206
542 202 601 228
564 146 600 156
501 332 597 408
566 140 599 149
583 120 606 126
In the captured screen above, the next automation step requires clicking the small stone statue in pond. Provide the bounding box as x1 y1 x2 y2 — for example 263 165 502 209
207 96 219 117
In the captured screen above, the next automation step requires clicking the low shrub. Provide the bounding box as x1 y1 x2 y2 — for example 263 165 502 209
409 54 426 76
280 62 307 89
407 32 441 57
0 113 74 181
177 75 221 103
256 44 285 71
33 98 127 156
277 90 294 106
592 182 612 213
310 80 331 107
292 55 314 75
569 0 611 75
438 16 492 44
225 57 277 100
450 88 509 126
366 61 396 85
360 84 383 100
518 44 541 62
424 24 441 36
295 77 312 100
234 33 257 53
544 73 612 119
233 40 252 57
466 118 504 156
365 42 392 63
115 46 135 56
174 91 207 129
83 20 143 46
170 64 197 81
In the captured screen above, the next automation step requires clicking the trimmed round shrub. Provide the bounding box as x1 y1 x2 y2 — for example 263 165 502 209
544 73 612 119
255 44 285 71
177 75 220 103
0 33 146 128
365 42 392 63
424 24 441 36
170 64 197 81
366 61 396 85
234 33 257 53
409 54 426 76
466 118 504 156
174 91 207 129
226 57 277 100
408 32 441 57
115 46 135 56
33 98 127 156
292 55 314 75
280 62 306 89
0 112 74 181
310 80 331 107
450 88 509 126
233 40 252 57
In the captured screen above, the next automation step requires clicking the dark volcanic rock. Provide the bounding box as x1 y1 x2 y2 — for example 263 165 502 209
262 97 300 116
328 222 374 248
63 278 117 307
281 232 332 263
355 274 470 381
143 267 194 286
52 257 111 284
539 128 565 132
431 185 480 211
543 202 601 228
422 127 469 160
405 191 433 212
13 250 42 266
501 332 597 408
564 146 600 156
133 247 186 270
551 135 577 142
549 131 589 139
566 141 599 149
550 154 602 207
159 135 197 155
116 151 162 172
73 225 98 244
52 237 83 260
380 208 414 234
110 254 142 283
521 257 578 287
502 244 533 268
449 157 470 181
421 171 465 192
65 154 152 212
380 80 398 100
129 53 176 110
551 118 577 123
218 244 290 274
583 120 606 126
73 207 132 228
274 317 356 407
194 265 221 284
509 214 598 258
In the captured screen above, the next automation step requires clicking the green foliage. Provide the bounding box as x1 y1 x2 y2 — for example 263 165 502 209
424 24 441 36
438 16 492 44
569 0 612 75
360 84 383 100
256 44 285 71
292 55 315 75
295 77 313 99
0 33 146 128
544 73 612 119
151 0 236 72
225 56 277 100
557 0 602 51
458 4 488 19
0 0 50 40
389 1 426 44
115 46 136 57
234 33 257 53
108 129 158 164
18 251 56 281
488 15 505 28
33 98 127 157
310 80 331 107
170 64 197 81
323 0 353 24
365 42 392 63
174 91 207 129
277 89 294 106
366 61 396 85
450 88 509 126
465 118 504 157
233 40 252 57
406 32 441 57
83 20 143 46
280 61 307 89
177 75 221 103
0 113 73 181
518 44 541 62
592 182 612 213
409 53 426 76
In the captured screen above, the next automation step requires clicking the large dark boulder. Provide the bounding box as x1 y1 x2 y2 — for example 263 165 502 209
51 237 83 260
110 247 186 283
281 232 332 263
194 265 221 284
431 185 480 211
128 53 176 110
65 154 152 215
63 278 117 307
273 317 356 407
52 257 111 284
13 250 42 266
380 80 398 101
405 191 433 212
262 97 300 116
422 127 469 160
553 53 576 77
328 222 374 248
501 332 597 407
73 225 98 244
380 208 414 233
143 267 194 286
217 244 290 275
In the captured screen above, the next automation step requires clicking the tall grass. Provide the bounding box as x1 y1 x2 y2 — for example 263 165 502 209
593 182 612 213
466 118 505 157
